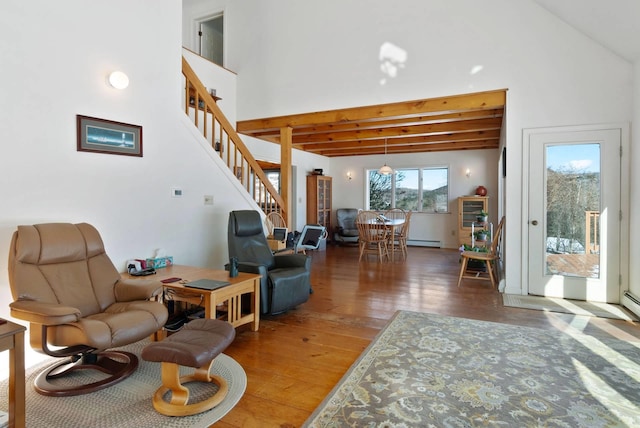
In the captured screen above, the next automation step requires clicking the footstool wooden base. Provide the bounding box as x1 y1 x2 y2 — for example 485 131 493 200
142 318 236 416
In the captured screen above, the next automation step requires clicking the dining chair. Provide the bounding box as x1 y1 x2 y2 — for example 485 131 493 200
391 210 412 260
383 208 406 221
356 210 390 262
384 208 409 260
457 216 505 288
265 211 287 236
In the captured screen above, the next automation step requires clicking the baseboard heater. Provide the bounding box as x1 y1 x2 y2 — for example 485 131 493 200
407 239 441 248
622 291 640 318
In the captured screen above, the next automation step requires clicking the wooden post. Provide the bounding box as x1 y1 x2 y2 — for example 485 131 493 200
280 126 293 226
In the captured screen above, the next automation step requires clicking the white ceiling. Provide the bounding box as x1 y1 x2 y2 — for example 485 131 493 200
533 0 640 62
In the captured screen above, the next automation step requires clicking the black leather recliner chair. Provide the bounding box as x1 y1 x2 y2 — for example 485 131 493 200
228 210 311 315
335 208 359 244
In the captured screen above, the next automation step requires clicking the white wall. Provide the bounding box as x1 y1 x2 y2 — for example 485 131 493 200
183 48 237 126
189 0 633 295
0 1 260 325
181 47 331 231
630 61 640 298
182 0 226 61
237 134 331 231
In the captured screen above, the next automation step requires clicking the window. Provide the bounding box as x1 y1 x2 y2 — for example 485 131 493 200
367 167 449 212
265 170 280 192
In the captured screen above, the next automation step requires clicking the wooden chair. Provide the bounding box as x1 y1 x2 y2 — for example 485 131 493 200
384 208 409 260
265 212 287 236
356 211 390 262
389 210 411 260
457 216 505 288
383 208 407 221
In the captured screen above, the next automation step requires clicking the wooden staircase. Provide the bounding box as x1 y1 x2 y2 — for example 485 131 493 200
181 57 286 219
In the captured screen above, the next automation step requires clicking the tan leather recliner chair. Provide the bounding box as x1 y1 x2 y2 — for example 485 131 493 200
8 222 168 396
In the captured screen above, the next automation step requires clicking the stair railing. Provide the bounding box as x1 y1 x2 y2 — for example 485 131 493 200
181 57 286 218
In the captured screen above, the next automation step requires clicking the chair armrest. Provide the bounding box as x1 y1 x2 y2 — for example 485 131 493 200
273 254 311 269
9 299 81 325
235 261 268 276
114 278 163 302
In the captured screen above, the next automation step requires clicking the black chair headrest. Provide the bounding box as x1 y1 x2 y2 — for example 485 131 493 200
232 210 263 237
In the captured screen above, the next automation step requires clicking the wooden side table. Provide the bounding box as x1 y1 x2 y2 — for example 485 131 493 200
125 265 261 332
0 320 26 428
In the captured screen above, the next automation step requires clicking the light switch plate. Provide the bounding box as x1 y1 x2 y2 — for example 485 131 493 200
171 187 183 198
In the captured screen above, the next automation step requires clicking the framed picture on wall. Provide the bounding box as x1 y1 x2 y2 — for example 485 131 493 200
77 115 143 157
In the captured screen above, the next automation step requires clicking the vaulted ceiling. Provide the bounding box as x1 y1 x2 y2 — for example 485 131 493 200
533 0 640 62
238 1 640 159
237 89 506 157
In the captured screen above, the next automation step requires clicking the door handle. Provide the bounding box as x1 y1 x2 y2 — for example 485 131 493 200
531 220 539 226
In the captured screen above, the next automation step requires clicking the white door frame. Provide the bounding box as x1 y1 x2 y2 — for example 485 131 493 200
192 10 225 66
521 123 630 301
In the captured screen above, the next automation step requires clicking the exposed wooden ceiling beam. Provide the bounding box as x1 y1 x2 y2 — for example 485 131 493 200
294 130 501 152
247 108 504 140
318 140 500 157
237 89 507 157
290 118 502 144
238 89 506 132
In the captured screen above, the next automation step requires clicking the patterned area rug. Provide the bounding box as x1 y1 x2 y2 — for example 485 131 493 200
0 339 246 428
304 310 640 427
503 294 638 321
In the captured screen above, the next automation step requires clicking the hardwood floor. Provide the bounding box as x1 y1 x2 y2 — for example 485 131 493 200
216 245 640 427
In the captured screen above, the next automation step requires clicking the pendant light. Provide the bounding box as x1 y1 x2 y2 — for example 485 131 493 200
379 138 393 175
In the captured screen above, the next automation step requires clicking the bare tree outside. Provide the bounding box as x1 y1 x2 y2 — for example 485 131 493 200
368 168 447 212
369 171 393 210
546 168 600 253
545 143 600 278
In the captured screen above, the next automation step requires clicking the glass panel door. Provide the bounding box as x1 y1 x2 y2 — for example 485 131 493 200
528 129 620 302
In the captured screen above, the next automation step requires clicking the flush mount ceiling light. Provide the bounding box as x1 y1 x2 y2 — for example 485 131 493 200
379 138 393 175
108 71 129 89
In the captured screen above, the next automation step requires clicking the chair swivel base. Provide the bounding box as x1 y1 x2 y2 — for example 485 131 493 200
143 318 235 416
34 351 138 397
153 359 229 417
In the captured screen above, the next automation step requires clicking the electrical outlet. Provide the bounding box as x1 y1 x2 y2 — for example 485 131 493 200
171 187 183 198
204 195 214 205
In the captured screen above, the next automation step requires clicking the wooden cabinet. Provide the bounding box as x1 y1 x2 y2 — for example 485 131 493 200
307 175 332 236
458 196 489 247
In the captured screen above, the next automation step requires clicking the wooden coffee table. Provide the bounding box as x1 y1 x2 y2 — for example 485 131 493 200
126 265 261 332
